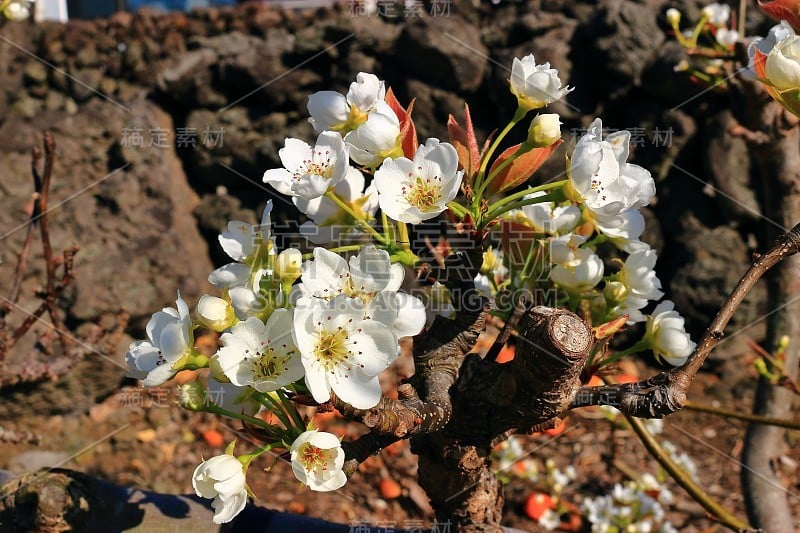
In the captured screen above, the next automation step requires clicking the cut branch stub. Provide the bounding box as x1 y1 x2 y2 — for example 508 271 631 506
511 306 593 420
446 306 593 441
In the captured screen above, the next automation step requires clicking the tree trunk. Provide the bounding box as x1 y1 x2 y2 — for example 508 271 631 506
742 118 800 532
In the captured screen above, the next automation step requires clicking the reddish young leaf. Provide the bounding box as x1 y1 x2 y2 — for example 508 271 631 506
758 0 800 32
447 104 482 181
385 87 418 158
486 139 563 195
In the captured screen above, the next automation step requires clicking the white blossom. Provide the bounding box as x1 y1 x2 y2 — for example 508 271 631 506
528 113 562 146
307 72 386 133
608 248 664 323
747 21 795 79
125 292 193 387
765 34 800 91
539 509 561 530
510 54 572 110
228 267 271 320
206 377 262 417
594 209 649 253
715 28 739 47
666 8 680 27
550 247 604 293
208 202 273 289
549 234 587 266
293 294 399 409
522 191 582 234
192 454 248 524
570 118 655 217
374 138 463 224
294 166 379 245
344 101 402 167
290 429 347 491
215 312 304 393
296 245 425 338
702 3 730 27
645 300 695 366
263 131 349 200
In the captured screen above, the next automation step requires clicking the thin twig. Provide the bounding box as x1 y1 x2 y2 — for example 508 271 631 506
624 414 752 531
684 401 800 430
569 222 800 417
36 133 70 351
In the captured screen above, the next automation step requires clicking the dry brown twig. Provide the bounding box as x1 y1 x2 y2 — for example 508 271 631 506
0 133 128 393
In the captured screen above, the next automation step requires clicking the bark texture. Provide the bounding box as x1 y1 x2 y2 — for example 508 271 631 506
741 113 800 533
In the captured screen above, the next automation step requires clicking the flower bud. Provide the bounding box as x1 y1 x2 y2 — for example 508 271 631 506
765 35 800 90
196 295 236 332
4 1 30 21
666 8 680 28
178 380 208 412
276 248 303 283
527 113 562 147
603 281 627 306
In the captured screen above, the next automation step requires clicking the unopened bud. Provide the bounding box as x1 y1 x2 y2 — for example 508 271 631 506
527 113 562 147
178 381 208 412
603 281 627 306
196 295 236 332
666 8 680 28
276 248 303 283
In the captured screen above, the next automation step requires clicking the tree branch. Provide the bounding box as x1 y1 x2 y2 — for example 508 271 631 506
569 221 800 417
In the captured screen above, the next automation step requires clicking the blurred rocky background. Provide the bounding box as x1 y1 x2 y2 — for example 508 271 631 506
0 0 777 412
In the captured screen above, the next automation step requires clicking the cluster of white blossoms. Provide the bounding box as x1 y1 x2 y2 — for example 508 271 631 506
123 53 696 524
489 117 694 365
582 475 679 533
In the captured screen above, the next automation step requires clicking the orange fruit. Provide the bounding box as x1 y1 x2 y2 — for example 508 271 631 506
202 429 225 448
523 491 554 521
379 477 402 499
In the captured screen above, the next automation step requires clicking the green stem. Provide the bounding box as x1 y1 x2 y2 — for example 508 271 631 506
276 389 306 433
381 211 391 241
624 414 752 531
473 107 528 206
517 240 542 284
684 401 800 430
396 221 410 250
485 179 567 215
599 339 648 367
302 244 363 260
690 16 708 48
253 391 293 432
325 191 386 244
447 201 468 218
204 404 283 439
483 193 555 223
239 441 282 471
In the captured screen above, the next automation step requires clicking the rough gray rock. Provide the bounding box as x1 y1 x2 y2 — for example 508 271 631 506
397 15 488 92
